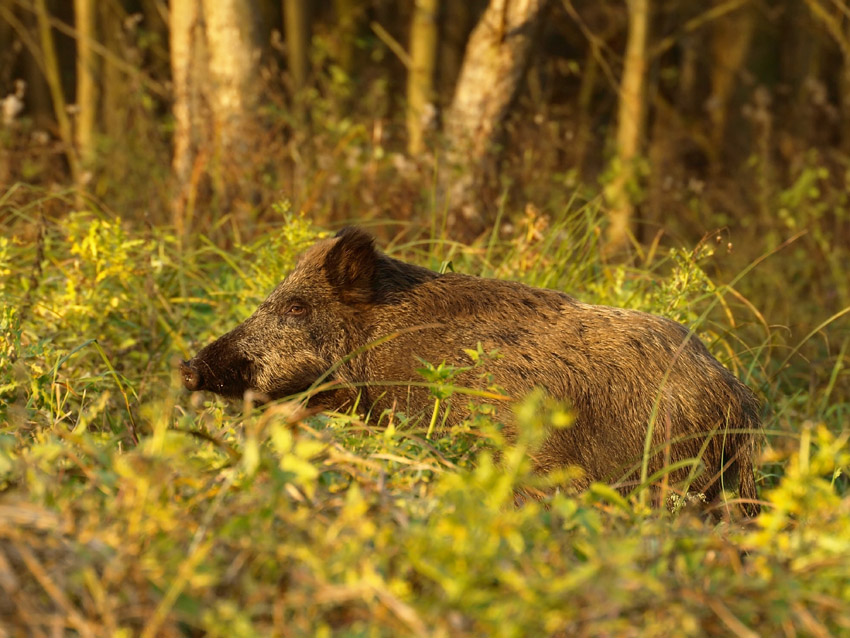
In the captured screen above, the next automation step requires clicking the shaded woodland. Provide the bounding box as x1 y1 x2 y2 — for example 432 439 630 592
3 0 849 384
1 0 847 238
0 0 847 386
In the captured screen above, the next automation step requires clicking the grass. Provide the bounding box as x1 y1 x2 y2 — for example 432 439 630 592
1 192 849 637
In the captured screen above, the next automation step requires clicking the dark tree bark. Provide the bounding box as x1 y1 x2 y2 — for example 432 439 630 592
333 0 360 77
802 0 850 153
438 1 475 106
707 0 754 161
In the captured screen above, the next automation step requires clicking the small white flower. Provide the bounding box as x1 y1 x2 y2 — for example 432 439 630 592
1 94 23 125
2 80 26 126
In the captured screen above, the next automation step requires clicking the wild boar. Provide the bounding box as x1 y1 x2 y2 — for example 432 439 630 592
180 227 762 515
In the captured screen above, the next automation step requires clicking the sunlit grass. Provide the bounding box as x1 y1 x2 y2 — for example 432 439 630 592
0 191 848 636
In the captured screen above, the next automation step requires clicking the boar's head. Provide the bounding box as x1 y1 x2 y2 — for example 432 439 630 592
180 227 398 401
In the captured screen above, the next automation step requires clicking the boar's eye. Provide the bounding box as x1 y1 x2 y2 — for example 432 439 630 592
285 302 307 317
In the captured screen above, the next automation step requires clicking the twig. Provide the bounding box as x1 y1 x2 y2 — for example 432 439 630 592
33 0 81 184
10 0 170 98
19 212 46 326
561 0 619 94
704 595 760 638
649 0 752 59
92 341 140 444
15 544 96 638
0 5 45 76
140 540 213 638
803 0 850 60
370 21 412 69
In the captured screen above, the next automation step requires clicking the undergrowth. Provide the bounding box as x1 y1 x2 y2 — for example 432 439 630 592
1 195 849 637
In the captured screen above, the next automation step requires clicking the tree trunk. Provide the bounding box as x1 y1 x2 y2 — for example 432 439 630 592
283 0 309 91
333 0 360 76
0 0 17 187
800 0 850 151
604 0 650 255
203 0 260 156
406 0 439 155
676 32 700 115
707 1 754 161
170 0 206 235
442 0 550 240
0 0 11 73
74 0 96 170
170 0 261 236
843 19 850 154
779 2 819 146
438 1 473 100
573 40 599 177
34 0 80 184
99 1 125 142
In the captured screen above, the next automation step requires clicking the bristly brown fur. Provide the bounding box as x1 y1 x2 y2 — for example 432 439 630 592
181 227 763 516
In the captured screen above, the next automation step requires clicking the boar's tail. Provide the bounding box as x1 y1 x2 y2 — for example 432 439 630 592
733 397 762 517
736 452 760 517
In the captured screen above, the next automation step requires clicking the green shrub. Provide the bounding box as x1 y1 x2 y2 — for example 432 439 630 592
1 199 847 637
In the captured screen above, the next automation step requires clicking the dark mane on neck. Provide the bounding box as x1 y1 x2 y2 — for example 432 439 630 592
371 254 440 301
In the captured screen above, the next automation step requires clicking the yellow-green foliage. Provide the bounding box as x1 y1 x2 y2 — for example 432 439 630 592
1 207 848 637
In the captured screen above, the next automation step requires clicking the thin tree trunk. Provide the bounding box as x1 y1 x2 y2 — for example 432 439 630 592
801 0 850 151
439 1 471 99
100 1 124 141
333 0 359 76
574 40 599 177
677 33 700 115
0 0 19 186
407 0 439 155
707 2 754 160
34 0 80 184
283 0 309 91
443 0 550 240
843 19 850 154
780 2 819 145
170 0 205 235
0 0 11 71
74 0 96 170
604 0 650 255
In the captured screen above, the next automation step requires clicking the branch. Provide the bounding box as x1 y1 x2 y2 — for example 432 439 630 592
11 0 170 98
370 20 412 69
804 0 850 60
561 0 620 94
0 4 45 76
33 0 81 183
649 0 752 59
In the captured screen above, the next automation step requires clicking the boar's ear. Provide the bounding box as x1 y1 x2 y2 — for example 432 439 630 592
325 227 379 303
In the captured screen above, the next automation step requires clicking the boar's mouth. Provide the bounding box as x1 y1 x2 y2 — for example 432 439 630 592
179 356 330 403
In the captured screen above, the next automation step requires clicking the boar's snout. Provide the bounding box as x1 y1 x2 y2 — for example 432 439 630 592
179 360 203 392
177 340 256 398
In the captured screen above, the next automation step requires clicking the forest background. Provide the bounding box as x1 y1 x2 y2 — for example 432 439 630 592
1 0 850 636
